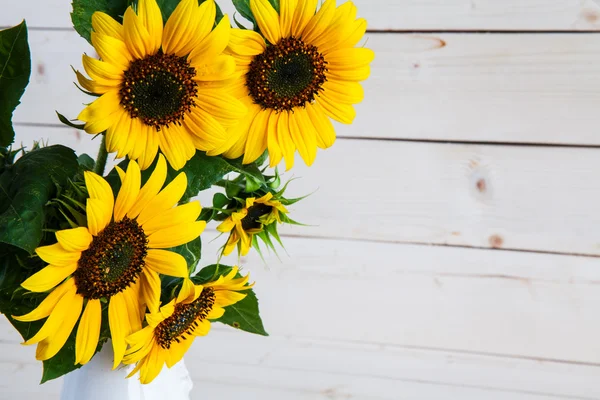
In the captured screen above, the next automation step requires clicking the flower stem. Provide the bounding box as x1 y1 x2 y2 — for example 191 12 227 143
94 135 108 176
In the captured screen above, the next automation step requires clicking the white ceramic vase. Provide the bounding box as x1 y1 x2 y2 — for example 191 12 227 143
60 343 193 400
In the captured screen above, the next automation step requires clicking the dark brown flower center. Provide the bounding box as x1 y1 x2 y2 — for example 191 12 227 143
246 37 327 112
241 203 273 230
74 217 148 299
154 287 216 349
120 52 197 130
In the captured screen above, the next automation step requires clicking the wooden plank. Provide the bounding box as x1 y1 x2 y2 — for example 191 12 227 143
12 31 600 145
14 125 600 256
2 0 600 31
3 233 600 365
1 326 599 399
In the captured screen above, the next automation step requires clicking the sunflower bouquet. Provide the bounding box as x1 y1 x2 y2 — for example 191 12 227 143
0 0 372 387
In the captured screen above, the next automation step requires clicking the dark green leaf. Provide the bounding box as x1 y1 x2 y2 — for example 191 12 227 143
0 145 79 254
56 111 85 130
0 22 31 147
77 153 95 171
192 264 267 336
71 0 128 43
212 192 229 209
232 0 255 25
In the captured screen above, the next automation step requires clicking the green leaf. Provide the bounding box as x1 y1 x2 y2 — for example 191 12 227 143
0 145 79 254
56 111 85 130
232 0 255 25
192 264 268 336
77 153 95 171
0 22 31 148
71 0 128 43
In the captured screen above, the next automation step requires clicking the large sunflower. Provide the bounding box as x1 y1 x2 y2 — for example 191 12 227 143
76 0 246 170
123 268 252 383
13 155 206 368
209 0 373 169
217 193 287 256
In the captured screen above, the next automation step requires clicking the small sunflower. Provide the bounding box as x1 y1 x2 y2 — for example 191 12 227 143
123 268 252 384
217 193 287 256
13 155 206 368
76 0 246 170
210 0 373 169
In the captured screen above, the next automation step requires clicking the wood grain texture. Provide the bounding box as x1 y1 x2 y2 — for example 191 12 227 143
12 31 600 145
2 0 600 31
15 125 600 256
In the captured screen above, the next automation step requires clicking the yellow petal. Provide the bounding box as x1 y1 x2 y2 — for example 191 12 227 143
176 279 200 303
310 1 357 50
163 0 215 57
77 90 121 123
214 290 247 308
56 227 93 253
147 221 206 249
242 109 270 164
164 334 193 368
123 7 152 59
137 172 187 226
141 268 161 313
184 108 228 151
137 0 163 54
322 80 364 105
194 90 247 128
92 12 124 40
327 64 371 82
227 28 266 56
139 344 166 384
85 170 115 207
267 110 282 167
86 198 111 236
250 0 282 45
188 14 230 62
142 202 202 235
291 0 318 37
75 299 102 365
22 264 78 293
206 306 225 320
216 217 236 233
192 54 236 81
279 0 297 37
277 110 296 170
109 292 130 369
136 128 160 170
13 279 74 322
36 242 80 267
124 327 155 364
145 249 188 278
301 0 336 44
114 160 141 222
326 47 375 71
306 102 336 149
157 126 194 170
82 55 123 87
24 284 78 345
190 319 211 336
91 32 132 70
36 293 83 361
123 284 143 333
317 94 356 124
127 154 167 219
290 108 317 166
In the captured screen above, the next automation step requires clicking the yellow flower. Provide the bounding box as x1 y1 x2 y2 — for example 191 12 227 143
13 155 206 368
210 0 374 169
123 268 252 384
76 0 246 170
217 193 287 256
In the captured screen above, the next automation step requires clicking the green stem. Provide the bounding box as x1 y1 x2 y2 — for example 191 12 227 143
94 135 108 176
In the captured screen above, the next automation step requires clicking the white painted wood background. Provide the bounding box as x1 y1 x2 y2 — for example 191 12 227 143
3 0 600 399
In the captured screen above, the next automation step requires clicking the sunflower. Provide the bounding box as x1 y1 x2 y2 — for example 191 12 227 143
123 268 252 383
75 0 246 170
207 0 373 169
13 155 206 368
217 192 287 256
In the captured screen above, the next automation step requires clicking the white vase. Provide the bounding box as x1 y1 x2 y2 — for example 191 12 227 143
60 343 193 400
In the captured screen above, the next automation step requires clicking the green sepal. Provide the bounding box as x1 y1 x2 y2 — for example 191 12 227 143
77 153 95 171
191 264 268 336
0 21 31 148
71 0 129 44
0 145 79 254
56 111 85 130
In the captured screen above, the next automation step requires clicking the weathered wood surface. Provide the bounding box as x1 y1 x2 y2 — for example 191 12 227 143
2 0 600 31
13 31 600 145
